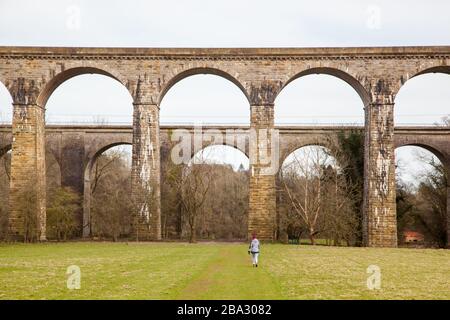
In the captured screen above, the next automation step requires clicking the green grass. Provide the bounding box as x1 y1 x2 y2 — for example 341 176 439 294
0 242 448 300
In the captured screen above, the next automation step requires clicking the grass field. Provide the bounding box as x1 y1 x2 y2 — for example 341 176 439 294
0 242 448 300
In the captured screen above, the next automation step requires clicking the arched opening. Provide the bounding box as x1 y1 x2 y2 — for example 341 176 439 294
158 68 250 106
159 71 251 241
45 73 133 125
84 144 132 241
41 69 134 240
275 69 367 125
395 71 450 126
395 145 447 248
0 81 12 124
159 73 250 124
278 145 361 246
191 144 250 169
37 67 124 105
161 144 249 241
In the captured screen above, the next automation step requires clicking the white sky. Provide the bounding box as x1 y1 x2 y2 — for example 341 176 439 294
1 0 450 47
395 146 439 188
0 0 448 177
281 146 338 175
192 145 249 171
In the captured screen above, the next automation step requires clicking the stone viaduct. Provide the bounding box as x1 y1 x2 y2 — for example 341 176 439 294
0 46 449 246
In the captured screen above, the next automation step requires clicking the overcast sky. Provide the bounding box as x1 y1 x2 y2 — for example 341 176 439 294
1 0 450 47
0 0 449 182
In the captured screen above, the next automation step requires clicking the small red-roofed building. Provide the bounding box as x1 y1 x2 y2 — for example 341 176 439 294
403 231 425 243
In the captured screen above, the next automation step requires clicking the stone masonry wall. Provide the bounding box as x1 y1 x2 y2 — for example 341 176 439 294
248 105 276 241
363 102 397 247
131 103 161 240
8 103 46 241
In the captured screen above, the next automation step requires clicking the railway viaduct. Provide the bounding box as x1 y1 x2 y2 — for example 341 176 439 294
0 124 448 245
0 46 449 246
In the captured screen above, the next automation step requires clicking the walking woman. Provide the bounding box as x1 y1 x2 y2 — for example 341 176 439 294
248 234 260 267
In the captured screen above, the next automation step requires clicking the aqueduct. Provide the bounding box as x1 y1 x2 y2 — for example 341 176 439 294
0 46 449 246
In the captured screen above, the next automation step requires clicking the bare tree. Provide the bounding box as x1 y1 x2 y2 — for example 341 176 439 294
91 149 126 195
280 146 330 245
161 157 183 239
176 161 213 243
90 146 133 240
280 140 360 245
435 115 450 127
320 163 359 246
196 164 248 240
14 182 39 242
414 155 447 247
161 147 249 241
322 135 361 245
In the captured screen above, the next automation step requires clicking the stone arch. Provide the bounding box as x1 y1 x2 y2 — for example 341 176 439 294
394 143 449 247
395 141 448 168
86 141 132 174
414 65 450 77
278 67 371 107
279 143 339 176
185 144 250 240
279 140 335 171
0 79 13 124
0 77 14 100
189 143 250 166
190 140 249 160
0 143 11 158
394 66 450 125
158 67 251 106
36 66 130 108
277 143 343 243
83 141 132 237
394 65 450 100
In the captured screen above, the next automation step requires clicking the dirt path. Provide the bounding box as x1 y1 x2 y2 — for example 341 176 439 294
176 244 284 299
